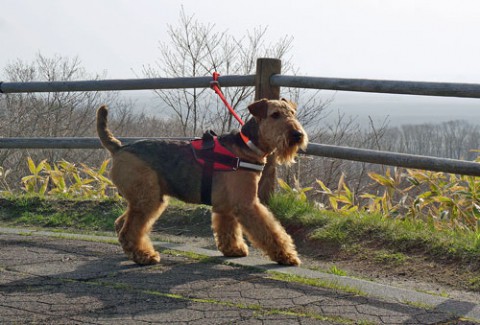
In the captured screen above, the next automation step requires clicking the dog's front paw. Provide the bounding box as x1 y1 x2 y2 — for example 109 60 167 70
275 252 301 266
220 243 249 258
132 250 161 265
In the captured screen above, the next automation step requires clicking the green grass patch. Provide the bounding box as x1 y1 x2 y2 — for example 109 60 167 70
268 271 364 296
269 192 480 266
16 211 75 227
268 192 329 228
0 197 124 231
400 300 436 310
160 249 217 263
328 265 348 276
469 276 480 291
373 250 409 265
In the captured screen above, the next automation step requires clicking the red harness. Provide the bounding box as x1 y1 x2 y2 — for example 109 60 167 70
191 137 240 171
191 131 264 205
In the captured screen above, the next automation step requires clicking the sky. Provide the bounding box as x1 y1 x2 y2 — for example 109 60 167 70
1 0 480 126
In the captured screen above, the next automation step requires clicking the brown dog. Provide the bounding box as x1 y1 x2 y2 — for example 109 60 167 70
97 98 308 266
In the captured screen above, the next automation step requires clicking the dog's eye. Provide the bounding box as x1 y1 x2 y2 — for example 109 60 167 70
270 112 281 119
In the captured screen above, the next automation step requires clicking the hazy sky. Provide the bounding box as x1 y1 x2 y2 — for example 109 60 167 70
1 0 480 125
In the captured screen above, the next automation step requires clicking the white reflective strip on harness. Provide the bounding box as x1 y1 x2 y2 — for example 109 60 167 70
239 161 264 171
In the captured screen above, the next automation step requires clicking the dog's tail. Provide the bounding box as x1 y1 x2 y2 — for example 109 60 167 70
96 105 122 154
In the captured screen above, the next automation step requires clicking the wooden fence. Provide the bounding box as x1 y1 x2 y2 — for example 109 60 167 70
2 57 480 181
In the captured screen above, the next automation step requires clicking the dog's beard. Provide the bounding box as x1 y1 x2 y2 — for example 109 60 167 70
275 131 308 166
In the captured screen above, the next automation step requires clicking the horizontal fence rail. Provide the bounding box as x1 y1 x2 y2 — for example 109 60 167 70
2 137 480 177
271 75 480 99
0 75 255 93
0 137 193 149
3 74 480 99
307 143 480 176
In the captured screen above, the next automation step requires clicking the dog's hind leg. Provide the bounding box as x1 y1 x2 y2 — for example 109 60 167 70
112 152 167 265
211 212 249 257
118 197 168 265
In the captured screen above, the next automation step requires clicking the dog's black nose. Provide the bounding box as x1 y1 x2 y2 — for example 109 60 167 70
290 130 304 144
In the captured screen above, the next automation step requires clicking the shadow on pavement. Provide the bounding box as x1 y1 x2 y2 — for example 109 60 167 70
0 234 478 324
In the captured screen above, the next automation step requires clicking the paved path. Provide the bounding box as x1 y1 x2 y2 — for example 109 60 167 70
1 227 479 324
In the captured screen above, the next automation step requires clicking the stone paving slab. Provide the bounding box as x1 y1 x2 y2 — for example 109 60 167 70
0 228 479 324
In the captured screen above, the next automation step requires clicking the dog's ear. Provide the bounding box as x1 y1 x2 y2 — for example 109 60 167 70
248 99 269 119
281 98 297 111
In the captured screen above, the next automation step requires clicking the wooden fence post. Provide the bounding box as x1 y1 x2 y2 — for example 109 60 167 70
254 58 281 204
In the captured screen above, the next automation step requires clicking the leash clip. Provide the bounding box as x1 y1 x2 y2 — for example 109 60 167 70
210 80 220 90
210 71 221 90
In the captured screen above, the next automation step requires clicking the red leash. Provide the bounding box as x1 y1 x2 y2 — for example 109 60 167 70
210 72 245 126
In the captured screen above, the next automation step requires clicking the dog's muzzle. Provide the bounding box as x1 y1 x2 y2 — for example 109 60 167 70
289 130 305 145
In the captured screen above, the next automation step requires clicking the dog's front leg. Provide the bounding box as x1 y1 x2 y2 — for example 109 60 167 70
211 212 249 257
233 202 301 266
